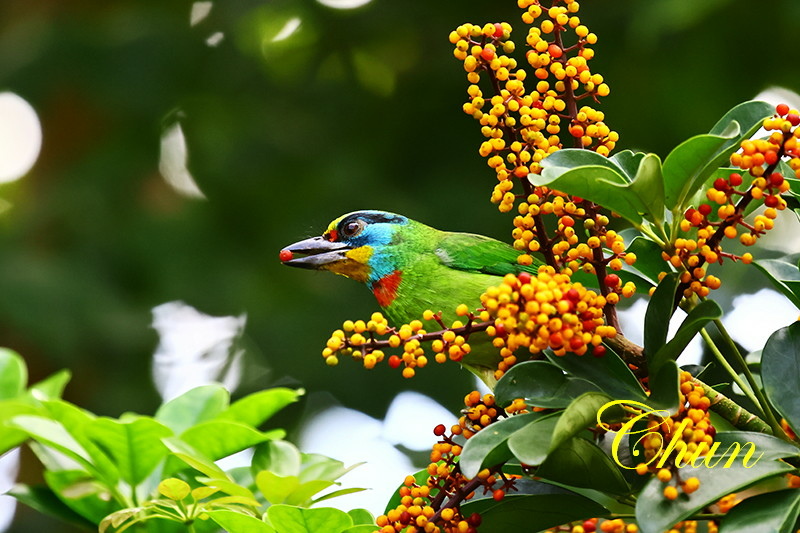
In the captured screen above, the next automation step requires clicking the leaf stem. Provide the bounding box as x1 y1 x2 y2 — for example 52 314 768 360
712 318 786 439
699 327 762 411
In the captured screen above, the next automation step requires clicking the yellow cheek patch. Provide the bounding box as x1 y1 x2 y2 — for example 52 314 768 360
322 246 373 283
345 246 373 264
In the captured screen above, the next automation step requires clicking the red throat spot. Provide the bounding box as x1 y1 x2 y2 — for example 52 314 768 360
372 270 402 307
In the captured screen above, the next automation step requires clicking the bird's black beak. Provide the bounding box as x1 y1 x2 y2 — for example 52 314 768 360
280 236 353 269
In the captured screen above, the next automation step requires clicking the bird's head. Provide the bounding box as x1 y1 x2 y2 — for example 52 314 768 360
280 210 409 285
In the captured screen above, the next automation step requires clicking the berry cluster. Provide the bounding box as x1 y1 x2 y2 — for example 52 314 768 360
480 267 617 380
671 104 799 297
634 372 714 501
450 0 617 217
321 311 490 378
375 395 516 533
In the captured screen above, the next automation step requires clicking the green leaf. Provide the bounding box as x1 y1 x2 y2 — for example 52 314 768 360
460 479 609 532
207 510 276 533
218 387 303 428
341 526 378 533
719 488 800 533
42 469 118 523
545 345 647 401
347 508 374 526
180 420 283 461
714 431 800 461
610 150 646 179
762 322 800 432
644 273 680 374
536 437 630 495
266 504 353 533
285 480 335 506
663 100 773 211
460 412 543 479
252 439 302 477
647 360 681 413
162 437 228 479
85 416 172 486
28 369 71 401
507 412 562 466
312 487 368 504
627 236 667 286
628 153 666 226
8 415 93 468
493 360 600 409
0 348 26 400
536 161 647 225
0 400 40 454
298 453 358 484
256 470 300 504
635 456 793 533
650 300 722 372
550 392 621 452
158 478 191 500
196 476 257 499
752 254 800 309
155 385 229 434
8 483 96 529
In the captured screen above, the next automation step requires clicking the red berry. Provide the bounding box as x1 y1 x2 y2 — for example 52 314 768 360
493 489 505 501
399 511 410 524
593 345 606 358
765 195 779 207
468 513 482 526
388 355 402 369
604 274 620 287
518 272 532 285
777 103 790 116
698 203 712 216
481 48 495 61
788 113 800 126
684 207 697 221
493 23 504 38
765 151 779 165
279 249 293 262
548 44 563 58
729 173 743 186
714 178 727 190
583 520 597 532
566 288 580 301
770 172 785 187
569 337 584 350
433 424 446 436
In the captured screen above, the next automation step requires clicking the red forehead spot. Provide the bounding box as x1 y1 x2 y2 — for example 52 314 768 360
326 229 339 242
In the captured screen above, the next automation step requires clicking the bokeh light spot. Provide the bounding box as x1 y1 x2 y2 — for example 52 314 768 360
0 92 42 183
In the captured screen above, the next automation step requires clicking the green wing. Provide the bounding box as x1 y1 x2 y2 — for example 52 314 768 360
435 232 542 276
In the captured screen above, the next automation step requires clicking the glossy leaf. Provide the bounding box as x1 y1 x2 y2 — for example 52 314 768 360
253 439 302 477
0 401 40 454
347 508 374 526
663 100 773 211
719 488 800 533
42 469 118 524
635 456 793 533
507 413 561 466
180 420 283 461
460 412 543 479
650 300 722 373
196 476 257 499
752 254 800 309
266 504 353 533
537 437 629 495
154 384 229 434
493 360 600 408
158 478 191 500
647 360 681 413
162 437 228 479
644 273 680 374
626 236 666 285
535 163 647 224
312 487 368 504
0 348 26 400
256 470 300 504
298 453 358 484
545 346 646 401
28 369 71 401
762 322 800 432
218 387 303 428
460 479 609 532
8 483 96 529
628 153 666 226
8 415 93 468
85 416 172 486
609 150 646 179
714 431 800 461
551 392 621 452
207 510 276 533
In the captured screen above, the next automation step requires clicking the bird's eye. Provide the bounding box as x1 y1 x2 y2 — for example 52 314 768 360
342 219 366 237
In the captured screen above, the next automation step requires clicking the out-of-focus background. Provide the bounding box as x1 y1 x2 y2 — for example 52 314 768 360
1 0 799 530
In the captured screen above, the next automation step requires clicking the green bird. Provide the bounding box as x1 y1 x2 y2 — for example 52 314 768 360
280 210 543 385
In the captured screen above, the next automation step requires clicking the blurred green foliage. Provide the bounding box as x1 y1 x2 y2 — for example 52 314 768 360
1 0 798 530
